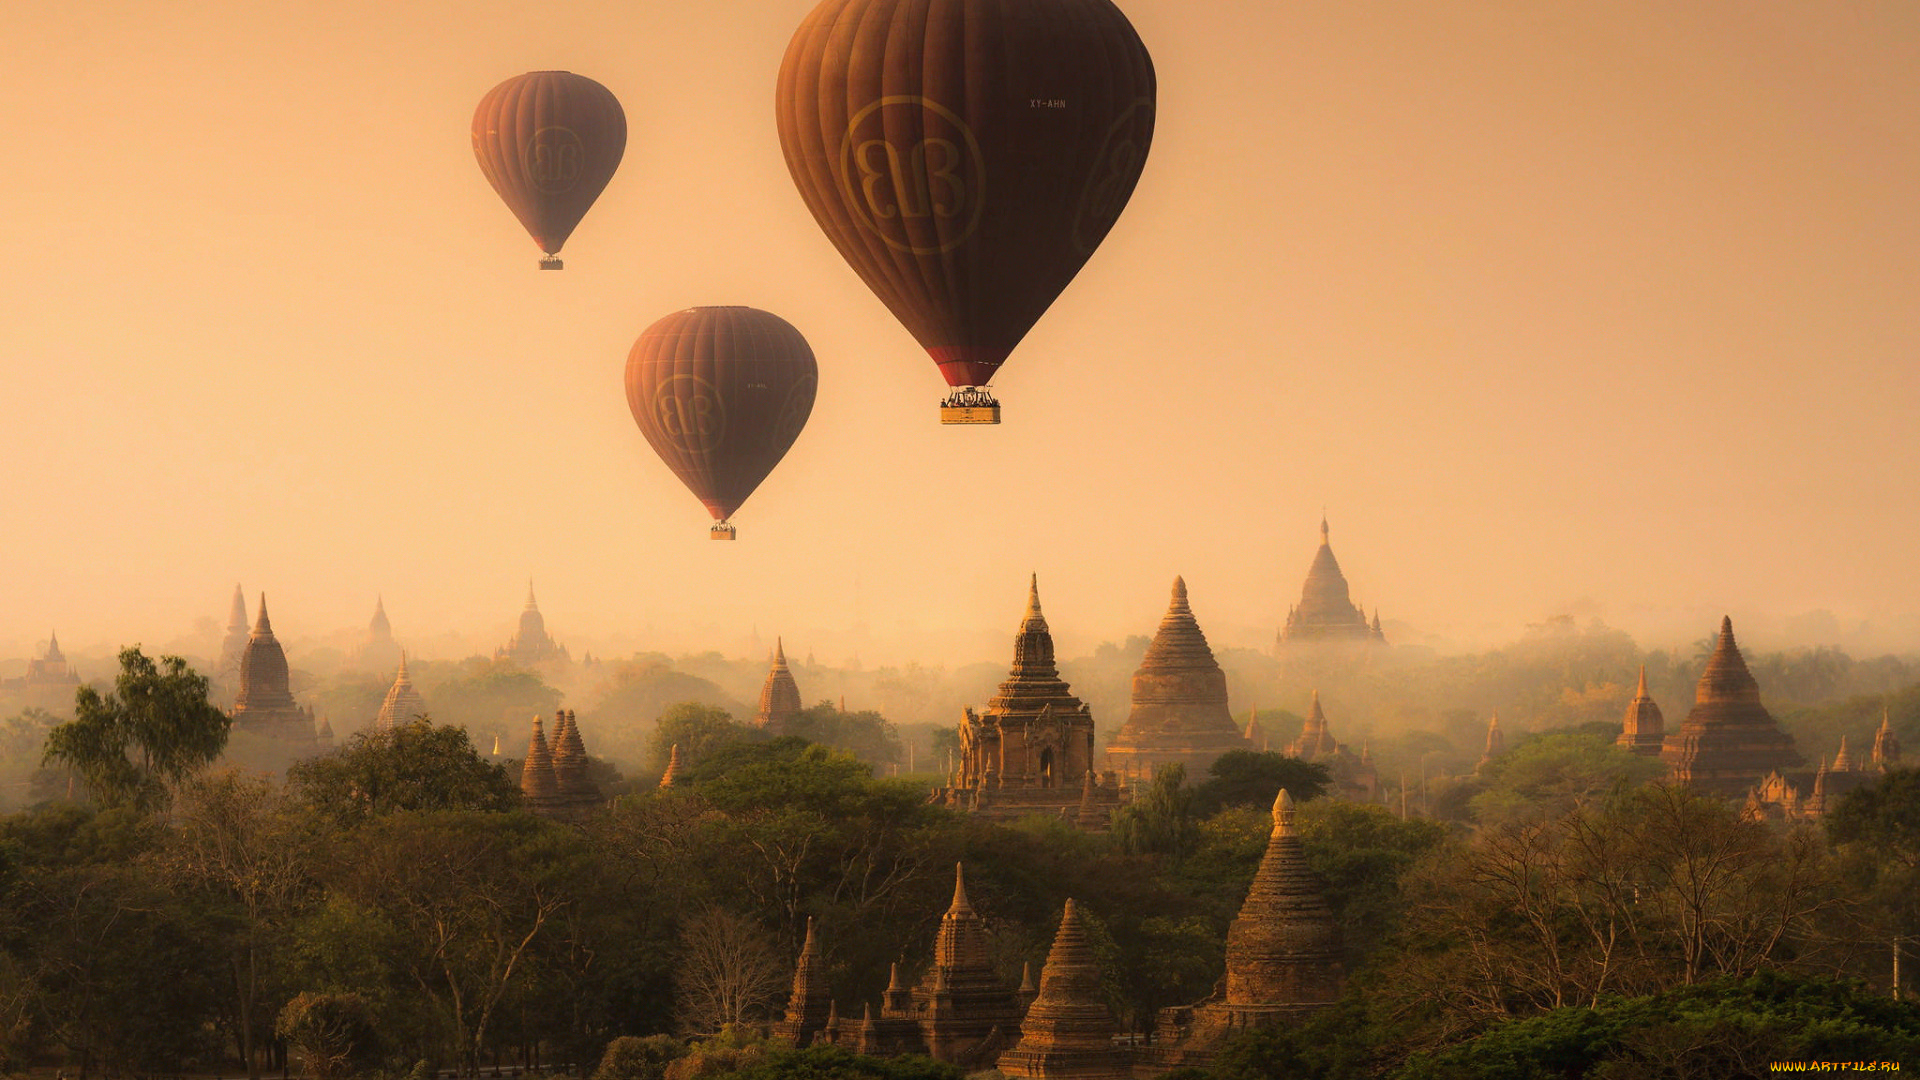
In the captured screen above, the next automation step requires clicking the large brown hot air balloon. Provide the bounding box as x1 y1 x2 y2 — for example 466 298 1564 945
472 71 627 269
775 0 1155 424
624 307 819 539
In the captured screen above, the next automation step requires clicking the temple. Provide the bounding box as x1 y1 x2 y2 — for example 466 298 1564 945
1661 617 1802 797
1105 578 1252 782
230 595 319 743
1873 707 1903 771
1139 790 1343 1073
1280 692 1378 802
1275 518 1386 649
933 577 1122 824
219 584 250 677
996 899 1129 1080
373 652 427 731
772 918 834 1047
19 631 80 687
1616 666 1665 755
756 639 803 735
518 710 601 820
495 581 569 667
353 595 403 672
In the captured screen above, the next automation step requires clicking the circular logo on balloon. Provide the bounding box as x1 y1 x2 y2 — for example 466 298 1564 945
651 374 726 454
838 96 986 255
768 371 818 454
1071 98 1155 254
525 127 585 194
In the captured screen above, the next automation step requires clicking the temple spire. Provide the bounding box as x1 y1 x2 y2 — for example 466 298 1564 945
524 579 538 611
228 583 248 629
1272 787 1296 837
1635 664 1649 699
1023 573 1046 629
659 743 682 788
948 862 973 916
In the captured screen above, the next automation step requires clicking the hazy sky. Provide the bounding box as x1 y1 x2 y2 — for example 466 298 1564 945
4 1 1917 667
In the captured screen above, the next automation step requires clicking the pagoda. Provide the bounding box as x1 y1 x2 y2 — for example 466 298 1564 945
21 631 79 687
1280 693 1378 802
230 595 319 743
495 581 569 667
898 864 1025 1066
756 639 804 735
1872 707 1903 771
1661 617 1803 797
935 577 1121 823
1275 518 1386 649
1105 578 1251 781
219 584 250 677
518 713 563 815
1141 790 1343 1072
373 652 427 732
1616 665 1665 756
1283 691 1338 759
353 595 403 672
546 709 602 818
773 918 834 1047
659 743 682 788
997 899 1130 1080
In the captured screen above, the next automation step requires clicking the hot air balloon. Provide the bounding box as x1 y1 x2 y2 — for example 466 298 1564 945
775 0 1155 424
472 71 627 269
624 307 818 539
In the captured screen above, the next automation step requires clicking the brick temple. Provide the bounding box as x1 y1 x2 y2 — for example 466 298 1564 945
1105 577 1252 783
1276 518 1386 649
1661 617 1802 797
755 639 803 735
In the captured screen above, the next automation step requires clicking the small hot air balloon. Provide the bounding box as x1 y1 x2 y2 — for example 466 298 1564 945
775 0 1155 423
472 71 626 269
624 307 818 539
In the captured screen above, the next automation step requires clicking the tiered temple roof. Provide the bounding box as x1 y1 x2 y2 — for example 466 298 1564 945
997 899 1129 1080
1105 578 1251 780
373 652 427 732
232 595 318 742
1140 790 1344 1072
353 595 403 672
756 639 803 735
1283 691 1338 760
905 864 1025 1066
1280 693 1378 802
936 577 1120 825
519 713 561 812
1617 665 1665 756
545 709 602 818
495 581 569 667
773 918 834 1047
21 630 79 686
1276 518 1386 648
1662 617 1803 797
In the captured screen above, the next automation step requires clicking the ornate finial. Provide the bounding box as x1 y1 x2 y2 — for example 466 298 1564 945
525 579 538 611
397 649 409 676
1025 573 1042 620
1635 664 1649 698
887 962 903 992
774 637 788 666
660 743 682 788
1308 689 1324 722
1272 788 1296 835
801 916 818 955
1170 575 1189 613
1019 960 1035 993
254 593 272 634
949 862 973 914
1320 514 1329 541
491 733 500 755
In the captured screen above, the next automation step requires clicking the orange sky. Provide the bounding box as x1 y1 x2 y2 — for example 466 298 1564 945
4 0 1917 667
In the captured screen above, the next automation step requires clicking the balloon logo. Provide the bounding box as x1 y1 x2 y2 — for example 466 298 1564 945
525 127 586 194
651 375 727 454
838 96 986 255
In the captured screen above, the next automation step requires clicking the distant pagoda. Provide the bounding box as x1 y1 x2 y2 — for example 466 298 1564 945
21 631 80 687
495 581 569 667
1105 578 1251 781
996 899 1130 1080
773 918 834 1048
1276 518 1385 649
1142 790 1344 1071
518 713 563 815
756 638 804 735
1280 692 1378 802
548 709 602 817
901 864 1025 1066
219 584 250 677
1616 665 1665 756
373 652 427 732
353 595 403 672
935 577 1121 824
1661 617 1803 797
1873 707 1903 771
231 595 319 743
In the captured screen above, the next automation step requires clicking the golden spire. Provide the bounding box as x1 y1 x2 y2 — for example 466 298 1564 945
1635 664 1649 699
948 861 973 916
1023 573 1045 627
660 743 682 788
253 593 273 636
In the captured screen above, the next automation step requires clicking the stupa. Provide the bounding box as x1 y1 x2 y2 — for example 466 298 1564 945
1616 665 1665 756
1282 691 1338 760
935 577 1121 823
997 900 1130 1080
1141 790 1343 1072
1105 578 1251 781
1281 693 1378 802
756 638 804 735
373 652 427 732
546 709 602 818
230 595 319 743
898 864 1025 1066
1275 518 1386 648
353 595 403 672
495 581 569 667
1872 708 1903 771
1661 617 1802 797
518 713 562 815
773 918 834 1047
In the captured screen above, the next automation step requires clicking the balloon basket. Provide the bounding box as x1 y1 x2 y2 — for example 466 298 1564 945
710 523 737 541
939 389 1000 425
539 255 564 270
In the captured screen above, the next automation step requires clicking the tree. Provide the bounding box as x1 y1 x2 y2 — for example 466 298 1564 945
786 700 901 766
42 647 230 810
1467 730 1666 826
651 703 760 776
1192 750 1331 816
164 771 315 1078
594 1034 686 1080
672 907 788 1034
1827 767 1920 871
286 722 520 825
275 992 378 1080
1112 764 1200 861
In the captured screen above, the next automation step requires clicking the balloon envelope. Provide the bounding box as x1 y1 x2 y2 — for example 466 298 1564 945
775 0 1155 388
624 307 818 525
472 71 626 260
